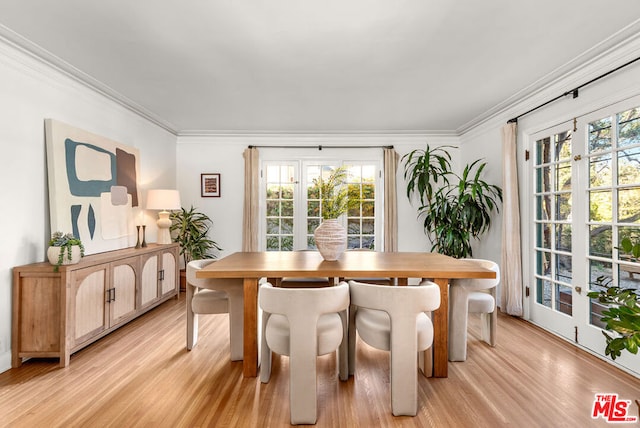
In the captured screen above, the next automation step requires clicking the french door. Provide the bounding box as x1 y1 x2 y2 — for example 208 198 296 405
261 156 382 252
528 98 640 376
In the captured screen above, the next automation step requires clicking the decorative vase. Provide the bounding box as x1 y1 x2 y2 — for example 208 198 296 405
47 245 82 266
314 219 347 261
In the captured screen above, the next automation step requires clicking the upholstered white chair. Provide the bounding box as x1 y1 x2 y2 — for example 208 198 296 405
186 259 244 361
448 258 500 362
260 281 349 425
348 280 441 416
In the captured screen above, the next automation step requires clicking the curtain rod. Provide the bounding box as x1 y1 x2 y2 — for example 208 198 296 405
247 145 394 150
508 55 640 124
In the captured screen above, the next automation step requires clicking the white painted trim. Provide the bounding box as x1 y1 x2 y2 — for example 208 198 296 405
176 132 460 146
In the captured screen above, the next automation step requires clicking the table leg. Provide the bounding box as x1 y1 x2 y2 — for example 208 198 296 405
243 277 259 377
431 278 449 378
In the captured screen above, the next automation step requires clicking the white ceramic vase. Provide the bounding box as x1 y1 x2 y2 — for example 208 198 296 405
314 219 347 261
47 245 82 267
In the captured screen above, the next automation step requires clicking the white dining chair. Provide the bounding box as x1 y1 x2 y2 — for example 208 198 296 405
186 259 244 361
448 258 500 362
348 280 441 416
260 281 349 425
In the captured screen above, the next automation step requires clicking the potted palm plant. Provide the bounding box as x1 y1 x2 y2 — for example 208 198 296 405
402 144 503 258
48 231 85 272
170 206 222 290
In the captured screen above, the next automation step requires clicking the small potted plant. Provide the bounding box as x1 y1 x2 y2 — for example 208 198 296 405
48 231 85 272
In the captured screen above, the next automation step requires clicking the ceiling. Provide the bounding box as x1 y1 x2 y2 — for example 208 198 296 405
1 1 639 135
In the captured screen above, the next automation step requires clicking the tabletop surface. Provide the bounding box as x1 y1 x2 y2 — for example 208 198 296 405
195 251 496 279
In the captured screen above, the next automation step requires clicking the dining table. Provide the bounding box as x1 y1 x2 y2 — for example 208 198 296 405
196 250 496 378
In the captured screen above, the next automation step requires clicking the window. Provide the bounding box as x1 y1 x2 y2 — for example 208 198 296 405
587 107 640 327
528 100 640 375
533 130 573 315
265 164 296 251
261 153 382 251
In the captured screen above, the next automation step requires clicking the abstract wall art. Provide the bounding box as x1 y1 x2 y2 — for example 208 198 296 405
45 119 141 254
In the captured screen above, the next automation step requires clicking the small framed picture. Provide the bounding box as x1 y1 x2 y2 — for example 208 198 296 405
201 173 221 197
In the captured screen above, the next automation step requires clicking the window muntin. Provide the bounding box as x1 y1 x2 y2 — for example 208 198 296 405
587 106 640 327
534 130 573 315
265 164 296 251
262 158 381 252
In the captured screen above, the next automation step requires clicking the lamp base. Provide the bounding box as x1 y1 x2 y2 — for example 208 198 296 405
156 211 172 245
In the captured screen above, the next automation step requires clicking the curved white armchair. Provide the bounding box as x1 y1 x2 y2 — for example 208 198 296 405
260 281 349 425
186 259 244 361
449 259 500 362
348 280 441 416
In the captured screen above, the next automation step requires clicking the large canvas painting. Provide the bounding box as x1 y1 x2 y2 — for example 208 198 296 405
45 119 140 255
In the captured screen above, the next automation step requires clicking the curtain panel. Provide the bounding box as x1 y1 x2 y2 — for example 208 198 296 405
242 147 259 252
501 123 523 316
383 148 399 252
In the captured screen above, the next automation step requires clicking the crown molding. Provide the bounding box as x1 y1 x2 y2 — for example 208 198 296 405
0 24 178 135
457 19 640 136
177 129 456 138
175 131 460 146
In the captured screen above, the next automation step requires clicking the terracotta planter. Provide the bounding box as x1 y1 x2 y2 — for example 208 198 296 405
314 219 347 261
47 245 82 267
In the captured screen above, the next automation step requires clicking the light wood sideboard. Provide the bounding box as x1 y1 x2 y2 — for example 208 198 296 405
12 243 179 368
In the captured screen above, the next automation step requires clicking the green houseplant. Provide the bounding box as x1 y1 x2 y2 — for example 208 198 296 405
170 206 222 266
587 237 640 360
48 231 85 272
170 206 222 289
402 144 503 258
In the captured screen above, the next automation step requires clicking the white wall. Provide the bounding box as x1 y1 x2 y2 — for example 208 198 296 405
0 40 177 372
176 134 462 257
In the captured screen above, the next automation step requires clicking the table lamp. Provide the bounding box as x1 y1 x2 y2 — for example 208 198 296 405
146 189 181 244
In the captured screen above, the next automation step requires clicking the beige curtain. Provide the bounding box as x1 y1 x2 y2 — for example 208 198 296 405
383 148 399 252
501 123 523 316
242 147 259 251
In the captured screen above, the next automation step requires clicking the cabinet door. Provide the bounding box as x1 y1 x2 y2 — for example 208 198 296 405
72 264 109 346
110 259 138 326
140 254 159 307
160 251 177 297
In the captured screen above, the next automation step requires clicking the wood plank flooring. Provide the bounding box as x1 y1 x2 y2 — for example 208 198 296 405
1 293 639 427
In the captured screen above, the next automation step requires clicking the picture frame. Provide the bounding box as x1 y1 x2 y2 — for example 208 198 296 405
201 173 221 197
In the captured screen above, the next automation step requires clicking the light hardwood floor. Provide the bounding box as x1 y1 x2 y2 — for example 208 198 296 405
1 293 639 427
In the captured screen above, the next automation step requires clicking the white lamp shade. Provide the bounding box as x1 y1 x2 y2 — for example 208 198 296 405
146 189 181 210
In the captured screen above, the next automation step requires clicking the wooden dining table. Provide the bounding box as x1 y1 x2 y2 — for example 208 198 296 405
196 251 496 378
